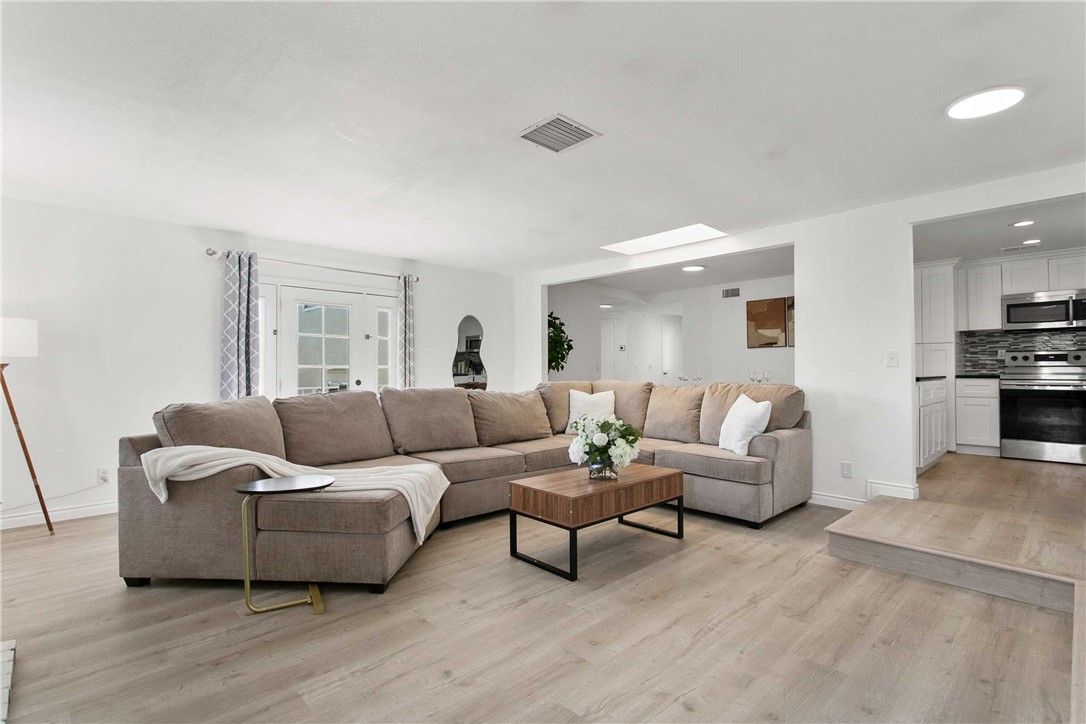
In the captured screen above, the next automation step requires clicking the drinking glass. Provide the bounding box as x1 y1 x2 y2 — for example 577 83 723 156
763 370 772 383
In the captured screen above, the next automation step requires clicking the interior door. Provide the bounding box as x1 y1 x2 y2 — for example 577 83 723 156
661 321 681 385
600 320 616 379
279 286 367 397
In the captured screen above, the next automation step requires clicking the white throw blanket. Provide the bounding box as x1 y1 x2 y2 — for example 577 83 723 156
141 445 449 544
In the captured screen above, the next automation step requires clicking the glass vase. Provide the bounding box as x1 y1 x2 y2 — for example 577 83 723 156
588 456 619 480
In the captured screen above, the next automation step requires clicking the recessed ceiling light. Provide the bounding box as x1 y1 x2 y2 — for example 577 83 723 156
599 304 613 309
946 86 1025 120
1011 220 1035 227
682 265 706 272
1021 239 1041 245
601 224 727 255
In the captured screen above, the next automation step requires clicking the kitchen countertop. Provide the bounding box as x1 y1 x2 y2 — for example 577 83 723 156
956 372 1000 378
916 375 947 381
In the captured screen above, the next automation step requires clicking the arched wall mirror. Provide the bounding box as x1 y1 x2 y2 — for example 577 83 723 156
452 315 487 389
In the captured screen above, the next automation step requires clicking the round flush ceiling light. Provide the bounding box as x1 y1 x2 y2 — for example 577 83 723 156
1021 239 1042 245
599 304 613 309
946 86 1025 120
1011 220 1035 227
682 265 706 272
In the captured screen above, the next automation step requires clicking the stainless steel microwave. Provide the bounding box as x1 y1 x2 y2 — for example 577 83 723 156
1002 289 1086 331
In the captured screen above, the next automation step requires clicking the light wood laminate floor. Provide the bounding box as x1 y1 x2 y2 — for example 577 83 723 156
2 501 1073 723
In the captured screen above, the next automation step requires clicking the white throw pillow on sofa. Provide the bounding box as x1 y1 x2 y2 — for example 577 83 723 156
719 394 772 456
565 389 616 433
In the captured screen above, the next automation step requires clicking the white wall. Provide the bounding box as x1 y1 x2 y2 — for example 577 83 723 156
1 198 515 528
545 281 603 380
656 275 795 384
514 163 1086 509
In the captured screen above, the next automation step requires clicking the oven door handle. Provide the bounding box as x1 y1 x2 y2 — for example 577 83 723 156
999 382 1086 391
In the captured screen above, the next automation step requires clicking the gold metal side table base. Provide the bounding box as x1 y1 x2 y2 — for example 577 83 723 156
241 495 324 615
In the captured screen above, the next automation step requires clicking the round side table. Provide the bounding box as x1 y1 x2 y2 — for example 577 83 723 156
234 474 335 615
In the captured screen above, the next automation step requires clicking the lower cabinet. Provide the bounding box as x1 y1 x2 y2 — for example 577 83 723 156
918 400 948 468
955 396 1000 447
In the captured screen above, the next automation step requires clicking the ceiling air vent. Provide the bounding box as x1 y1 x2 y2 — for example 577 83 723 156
722 287 741 299
519 114 601 153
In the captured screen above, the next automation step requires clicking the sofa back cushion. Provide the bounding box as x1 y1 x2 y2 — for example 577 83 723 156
153 396 285 457
643 385 706 443
592 380 653 432
380 387 479 454
468 390 553 446
535 381 593 433
700 382 806 444
273 391 395 466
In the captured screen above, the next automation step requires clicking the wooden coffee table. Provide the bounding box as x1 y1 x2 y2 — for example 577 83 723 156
509 463 683 581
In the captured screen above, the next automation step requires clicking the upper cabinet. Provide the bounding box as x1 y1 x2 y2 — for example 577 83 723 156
1049 255 1086 291
918 263 955 343
964 264 1003 331
1002 258 1050 295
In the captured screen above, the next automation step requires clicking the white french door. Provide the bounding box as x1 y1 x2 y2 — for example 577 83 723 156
276 286 398 397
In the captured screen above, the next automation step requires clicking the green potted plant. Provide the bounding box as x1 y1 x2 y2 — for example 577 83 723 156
547 312 574 372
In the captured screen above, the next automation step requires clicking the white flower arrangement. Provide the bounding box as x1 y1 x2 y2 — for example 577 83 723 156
568 414 642 471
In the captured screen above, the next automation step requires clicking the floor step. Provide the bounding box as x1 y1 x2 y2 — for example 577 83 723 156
826 496 1077 613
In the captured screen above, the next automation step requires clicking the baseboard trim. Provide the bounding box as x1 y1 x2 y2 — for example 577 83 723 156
0 500 118 530
810 491 866 510
955 444 1001 458
866 478 919 500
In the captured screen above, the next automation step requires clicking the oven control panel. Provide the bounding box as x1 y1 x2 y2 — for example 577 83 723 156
1005 350 1085 367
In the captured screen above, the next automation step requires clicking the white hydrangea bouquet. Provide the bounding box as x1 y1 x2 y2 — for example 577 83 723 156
568 414 642 480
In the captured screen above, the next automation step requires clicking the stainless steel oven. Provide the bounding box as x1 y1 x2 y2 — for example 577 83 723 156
1002 289 1086 331
1000 350 1086 465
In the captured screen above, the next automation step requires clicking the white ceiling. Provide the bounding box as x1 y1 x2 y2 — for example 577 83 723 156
591 245 794 296
3 3 1084 273
913 193 1086 263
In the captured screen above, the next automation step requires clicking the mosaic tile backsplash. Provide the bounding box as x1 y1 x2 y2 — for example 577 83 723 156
959 329 1086 374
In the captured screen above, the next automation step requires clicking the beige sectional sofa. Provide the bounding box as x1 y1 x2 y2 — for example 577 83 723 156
118 380 810 592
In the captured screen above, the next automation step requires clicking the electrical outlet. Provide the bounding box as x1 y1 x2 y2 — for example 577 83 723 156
997 349 1006 360
96 467 110 485
884 351 900 367
840 461 853 479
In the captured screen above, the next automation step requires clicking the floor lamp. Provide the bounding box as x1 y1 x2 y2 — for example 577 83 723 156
1 317 54 534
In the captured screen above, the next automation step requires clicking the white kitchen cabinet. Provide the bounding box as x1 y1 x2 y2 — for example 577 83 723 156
965 263 1003 330
919 264 955 343
917 378 948 469
1002 258 1049 295
917 343 952 377
914 269 923 343
1049 255 1086 291
955 396 1000 447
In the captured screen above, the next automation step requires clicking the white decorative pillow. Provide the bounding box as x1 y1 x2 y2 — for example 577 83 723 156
565 389 616 433
719 394 772 456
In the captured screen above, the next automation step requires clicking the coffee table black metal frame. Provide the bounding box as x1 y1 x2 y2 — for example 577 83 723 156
509 496 683 581
234 474 335 615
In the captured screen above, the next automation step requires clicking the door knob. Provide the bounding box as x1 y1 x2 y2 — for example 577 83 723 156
355 379 362 386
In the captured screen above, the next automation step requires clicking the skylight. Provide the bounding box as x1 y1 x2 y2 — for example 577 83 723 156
601 224 727 256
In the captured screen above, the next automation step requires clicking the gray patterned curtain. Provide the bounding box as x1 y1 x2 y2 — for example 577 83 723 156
220 251 260 400
397 274 416 388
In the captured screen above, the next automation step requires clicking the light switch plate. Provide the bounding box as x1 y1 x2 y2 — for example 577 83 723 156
885 351 900 367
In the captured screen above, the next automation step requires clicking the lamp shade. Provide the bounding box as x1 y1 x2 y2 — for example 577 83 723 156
1 318 39 359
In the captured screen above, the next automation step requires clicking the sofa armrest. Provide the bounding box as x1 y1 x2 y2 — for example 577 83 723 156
748 427 812 515
119 433 163 467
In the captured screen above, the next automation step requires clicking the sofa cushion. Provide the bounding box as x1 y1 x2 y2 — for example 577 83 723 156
380 387 479 454
153 396 285 458
467 390 553 446
410 447 524 483
655 444 772 485
592 380 653 432
319 455 431 470
536 381 593 434
643 385 706 443
700 383 806 444
495 435 575 472
273 391 395 466
565 389 616 433
256 489 410 535
634 436 686 465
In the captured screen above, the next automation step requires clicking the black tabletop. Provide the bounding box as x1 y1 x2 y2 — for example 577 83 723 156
233 474 335 495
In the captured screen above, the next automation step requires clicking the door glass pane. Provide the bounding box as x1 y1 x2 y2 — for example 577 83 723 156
378 310 390 338
325 337 348 366
326 367 349 393
298 367 322 391
325 305 349 336
377 367 389 389
298 303 322 334
377 339 389 366
298 336 323 365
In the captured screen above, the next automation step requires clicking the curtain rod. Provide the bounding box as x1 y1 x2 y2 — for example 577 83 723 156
205 248 417 282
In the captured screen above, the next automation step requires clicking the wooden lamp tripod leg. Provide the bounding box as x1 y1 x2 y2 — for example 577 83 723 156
0 363 54 535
